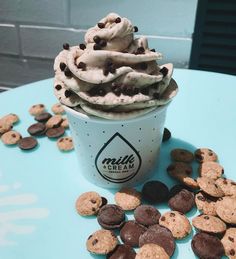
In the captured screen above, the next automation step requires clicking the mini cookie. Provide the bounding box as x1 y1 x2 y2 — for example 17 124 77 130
75 191 102 216
34 112 52 123
194 148 218 163
169 184 193 198
57 137 74 151
191 232 224 259
51 103 65 114
45 115 63 128
97 204 125 229
1 113 19 124
195 191 217 216
192 214 226 234
216 196 236 224
136 243 170 259
1 130 21 145
216 177 236 197
27 123 46 136
18 137 38 150
197 177 224 197
0 120 12 134
29 104 46 116
139 224 175 257
107 244 136 259
134 205 161 226
162 128 171 142
168 189 195 214
182 177 199 189
86 229 118 255
159 211 191 239
198 161 224 180
142 181 169 204
61 117 69 128
170 148 194 163
46 126 65 138
114 187 141 210
167 162 192 179
221 228 236 259
120 220 147 247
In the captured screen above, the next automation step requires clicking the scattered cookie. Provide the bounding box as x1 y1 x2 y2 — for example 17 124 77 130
46 126 65 138
61 117 69 128
86 229 118 255
167 162 192 179
18 137 38 150
27 123 46 136
170 148 194 163
51 103 65 115
107 244 136 259
136 243 170 259
159 211 191 239
191 232 224 259
29 104 46 116
75 191 102 216
45 115 63 129
115 187 141 211
221 228 236 259
1 113 19 124
194 148 218 163
216 196 236 224
168 184 193 198
57 137 74 151
216 177 236 197
195 191 218 216
34 112 52 123
120 220 147 247
182 177 199 189
0 120 12 134
197 177 224 197
162 128 171 142
97 204 125 229
134 205 161 226
1 130 21 145
198 161 224 179
192 214 226 234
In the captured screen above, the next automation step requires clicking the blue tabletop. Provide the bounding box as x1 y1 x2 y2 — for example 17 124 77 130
0 69 235 259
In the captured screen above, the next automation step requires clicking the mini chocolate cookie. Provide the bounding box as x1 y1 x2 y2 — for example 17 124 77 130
139 224 175 257
57 137 74 151
162 128 171 142
0 120 12 134
18 137 38 150
221 228 236 259
46 126 65 138
106 244 136 259
216 177 236 197
120 220 147 247
168 189 195 214
134 205 161 226
34 112 52 123
198 161 224 180
51 103 65 115
192 214 226 234
27 123 46 136
159 211 191 239
142 181 169 204
1 113 19 124
61 117 69 128
86 229 118 255
216 196 236 224
114 188 141 211
29 104 46 116
170 148 194 163
194 148 218 163
195 191 218 216
1 130 21 145
75 191 102 216
191 232 224 259
197 177 224 197
169 184 193 198
97 204 125 229
45 115 63 129
136 243 169 259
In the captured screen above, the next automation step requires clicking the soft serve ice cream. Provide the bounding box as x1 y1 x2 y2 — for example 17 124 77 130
53 13 178 120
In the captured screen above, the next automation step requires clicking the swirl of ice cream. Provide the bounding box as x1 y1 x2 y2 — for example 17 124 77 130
53 13 178 120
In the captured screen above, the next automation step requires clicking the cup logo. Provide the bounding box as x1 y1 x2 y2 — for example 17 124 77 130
95 132 142 183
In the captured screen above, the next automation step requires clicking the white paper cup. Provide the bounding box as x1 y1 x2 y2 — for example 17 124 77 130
64 105 169 188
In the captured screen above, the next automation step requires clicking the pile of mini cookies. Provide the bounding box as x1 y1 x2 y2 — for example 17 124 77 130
0 103 74 151
75 147 236 259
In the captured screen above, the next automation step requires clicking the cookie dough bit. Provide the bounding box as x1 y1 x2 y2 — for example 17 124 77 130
198 161 224 180
75 191 102 216
142 181 169 204
97 204 125 229
1 113 19 124
57 137 74 151
221 228 236 259
139 224 175 257
197 177 224 197
194 148 218 163
51 103 65 115
107 244 136 259
170 148 194 163
18 137 38 150
114 187 141 211
45 115 63 128
1 130 21 145
0 120 12 134
195 191 217 216
216 196 236 224
29 104 46 116
34 112 52 123
168 189 195 214
159 211 191 239
86 229 118 255
192 214 226 234
134 205 161 226
136 243 170 259
216 177 236 197
191 232 224 259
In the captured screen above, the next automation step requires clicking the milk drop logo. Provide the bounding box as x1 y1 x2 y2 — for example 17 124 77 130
95 132 142 183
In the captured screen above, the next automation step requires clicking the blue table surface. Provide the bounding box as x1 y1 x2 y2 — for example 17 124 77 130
0 69 235 259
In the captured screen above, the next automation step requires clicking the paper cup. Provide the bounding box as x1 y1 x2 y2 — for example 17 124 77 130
64 105 169 188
